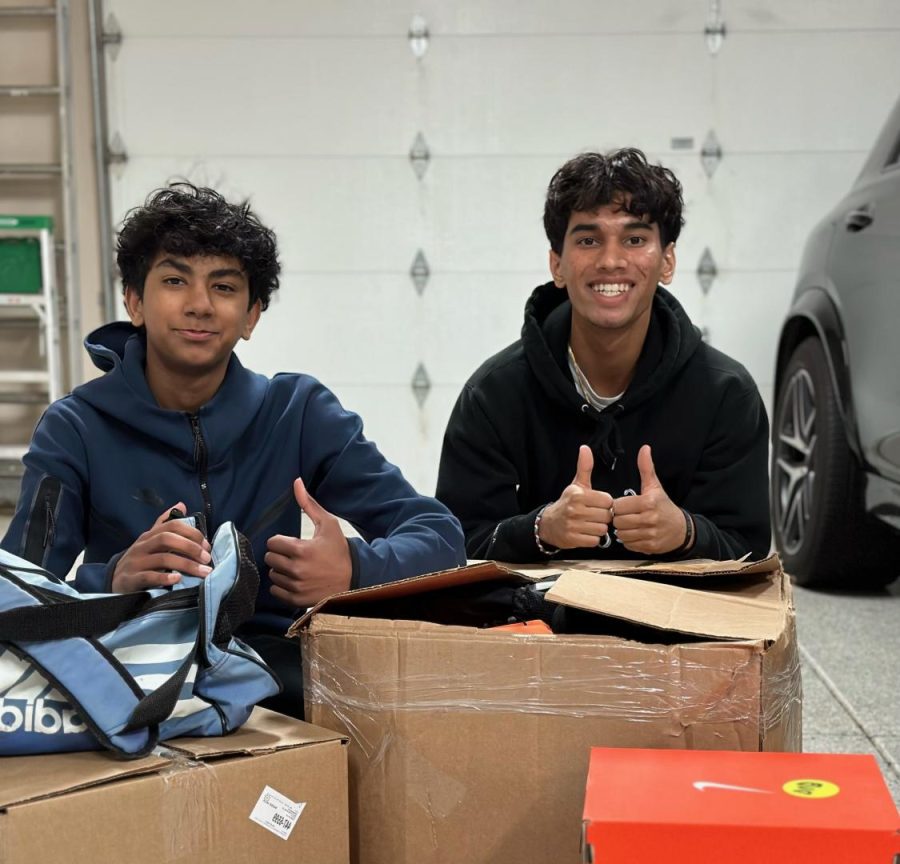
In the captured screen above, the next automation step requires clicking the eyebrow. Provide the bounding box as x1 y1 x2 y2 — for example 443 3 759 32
154 257 246 281
569 220 653 235
154 257 192 273
208 267 246 280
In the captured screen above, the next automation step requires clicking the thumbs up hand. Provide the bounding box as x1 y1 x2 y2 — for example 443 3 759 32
265 477 352 607
537 445 615 551
611 445 690 555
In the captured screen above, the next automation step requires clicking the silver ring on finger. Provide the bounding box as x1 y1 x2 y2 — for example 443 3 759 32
598 533 611 549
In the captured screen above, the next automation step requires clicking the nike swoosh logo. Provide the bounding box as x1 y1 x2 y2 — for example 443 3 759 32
693 781 772 794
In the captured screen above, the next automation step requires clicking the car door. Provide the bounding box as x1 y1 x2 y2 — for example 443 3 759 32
827 119 900 483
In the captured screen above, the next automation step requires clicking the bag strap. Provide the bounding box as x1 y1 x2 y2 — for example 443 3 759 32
123 642 198 734
0 579 177 642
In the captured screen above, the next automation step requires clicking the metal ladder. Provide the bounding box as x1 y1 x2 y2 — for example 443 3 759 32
0 2 78 500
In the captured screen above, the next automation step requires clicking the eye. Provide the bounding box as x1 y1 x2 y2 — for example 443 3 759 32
577 236 599 247
213 283 237 293
625 235 647 247
162 276 185 286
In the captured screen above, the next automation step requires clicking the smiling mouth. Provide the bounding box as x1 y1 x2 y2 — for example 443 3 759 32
589 282 631 296
176 329 217 338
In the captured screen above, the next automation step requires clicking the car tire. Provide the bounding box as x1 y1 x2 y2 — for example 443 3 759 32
771 337 899 589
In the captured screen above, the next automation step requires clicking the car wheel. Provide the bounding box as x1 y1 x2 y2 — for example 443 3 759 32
772 337 898 589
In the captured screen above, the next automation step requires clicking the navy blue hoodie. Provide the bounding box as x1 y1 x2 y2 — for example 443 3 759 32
2 323 466 631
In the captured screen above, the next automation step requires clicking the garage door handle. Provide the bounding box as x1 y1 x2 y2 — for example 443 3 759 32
844 208 873 231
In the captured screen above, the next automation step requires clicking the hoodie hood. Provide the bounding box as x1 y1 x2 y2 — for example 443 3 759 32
521 280 702 466
76 321 269 466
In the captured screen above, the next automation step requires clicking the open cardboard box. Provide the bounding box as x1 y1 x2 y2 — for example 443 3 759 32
290 554 802 864
0 708 349 864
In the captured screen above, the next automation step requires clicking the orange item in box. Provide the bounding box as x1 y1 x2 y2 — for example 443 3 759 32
582 747 900 863
489 619 553 634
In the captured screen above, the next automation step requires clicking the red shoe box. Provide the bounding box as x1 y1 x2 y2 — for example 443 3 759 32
582 747 900 863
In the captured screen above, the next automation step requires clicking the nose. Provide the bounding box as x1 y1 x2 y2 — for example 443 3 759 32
595 243 626 271
184 283 214 317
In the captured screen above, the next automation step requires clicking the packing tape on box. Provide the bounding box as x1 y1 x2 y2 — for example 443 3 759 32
156 746 223 860
759 616 803 750
304 635 803 762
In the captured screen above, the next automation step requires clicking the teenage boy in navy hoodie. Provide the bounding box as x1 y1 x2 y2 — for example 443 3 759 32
2 183 466 715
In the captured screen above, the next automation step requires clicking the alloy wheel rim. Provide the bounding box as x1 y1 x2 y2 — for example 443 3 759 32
774 368 817 555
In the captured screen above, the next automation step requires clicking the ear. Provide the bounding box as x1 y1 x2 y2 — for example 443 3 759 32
124 285 144 327
548 248 565 288
659 242 676 285
241 299 262 340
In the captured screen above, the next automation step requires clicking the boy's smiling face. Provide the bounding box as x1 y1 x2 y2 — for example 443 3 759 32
125 252 261 408
549 201 676 340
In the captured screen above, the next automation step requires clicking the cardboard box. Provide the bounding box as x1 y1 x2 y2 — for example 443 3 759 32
291 554 801 864
0 708 349 864
582 747 900 863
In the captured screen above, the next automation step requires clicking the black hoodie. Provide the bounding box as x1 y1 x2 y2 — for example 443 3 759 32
436 281 771 563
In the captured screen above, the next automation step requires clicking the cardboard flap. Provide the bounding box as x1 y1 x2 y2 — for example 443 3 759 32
0 750 168 810
164 708 348 758
0 711 348 809
539 553 781 580
288 561 528 635
545 568 786 641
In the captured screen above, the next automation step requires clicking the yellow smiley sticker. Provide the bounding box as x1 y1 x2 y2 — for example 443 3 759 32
782 779 840 799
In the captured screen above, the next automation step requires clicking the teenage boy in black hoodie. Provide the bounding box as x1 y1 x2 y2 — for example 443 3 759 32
436 148 770 564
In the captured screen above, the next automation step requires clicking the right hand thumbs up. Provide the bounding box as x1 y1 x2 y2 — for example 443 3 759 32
536 446 614 553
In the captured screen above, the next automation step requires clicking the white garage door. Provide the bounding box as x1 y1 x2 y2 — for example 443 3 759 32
100 0 900 494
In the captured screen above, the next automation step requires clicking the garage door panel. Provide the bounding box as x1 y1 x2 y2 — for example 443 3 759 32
236 271 534 387
728 1 900 31
109 39 417 156
107 0 706 38
714 33 900 151
422 34 709 155
702 269 797 389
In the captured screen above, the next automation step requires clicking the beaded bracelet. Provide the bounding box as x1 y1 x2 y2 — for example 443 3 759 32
533 505 557 557
671 508 695 556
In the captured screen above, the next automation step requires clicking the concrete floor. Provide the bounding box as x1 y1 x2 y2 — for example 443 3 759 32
1 510 897 809
793 577 900 807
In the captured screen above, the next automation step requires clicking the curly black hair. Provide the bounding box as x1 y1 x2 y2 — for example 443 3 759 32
543 148 684 254
116 183 281 310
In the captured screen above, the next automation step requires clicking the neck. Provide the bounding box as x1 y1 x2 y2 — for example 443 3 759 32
569 316 650 397
144 357 228 413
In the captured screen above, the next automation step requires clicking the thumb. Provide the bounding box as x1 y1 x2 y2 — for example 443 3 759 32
637 445 661 493
155 502 186 527
293 477 326 532
573 445 594 488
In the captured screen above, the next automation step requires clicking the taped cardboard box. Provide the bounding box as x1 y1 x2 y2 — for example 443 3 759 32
291 554 801 864
582 747 900 863
0 708 349 864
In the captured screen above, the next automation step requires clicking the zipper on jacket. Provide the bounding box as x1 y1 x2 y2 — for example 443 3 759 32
188 414 213 536
43 497 56 549
23 475 61 566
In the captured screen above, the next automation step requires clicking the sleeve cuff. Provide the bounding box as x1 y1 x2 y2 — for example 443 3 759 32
346 537 361 590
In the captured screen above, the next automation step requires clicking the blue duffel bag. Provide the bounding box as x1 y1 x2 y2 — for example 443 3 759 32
0 519 281 758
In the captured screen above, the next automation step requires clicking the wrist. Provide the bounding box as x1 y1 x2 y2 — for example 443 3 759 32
670 508 695 556
533 505 558 557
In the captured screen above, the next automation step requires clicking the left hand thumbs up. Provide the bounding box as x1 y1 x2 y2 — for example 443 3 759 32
612 445 689 555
